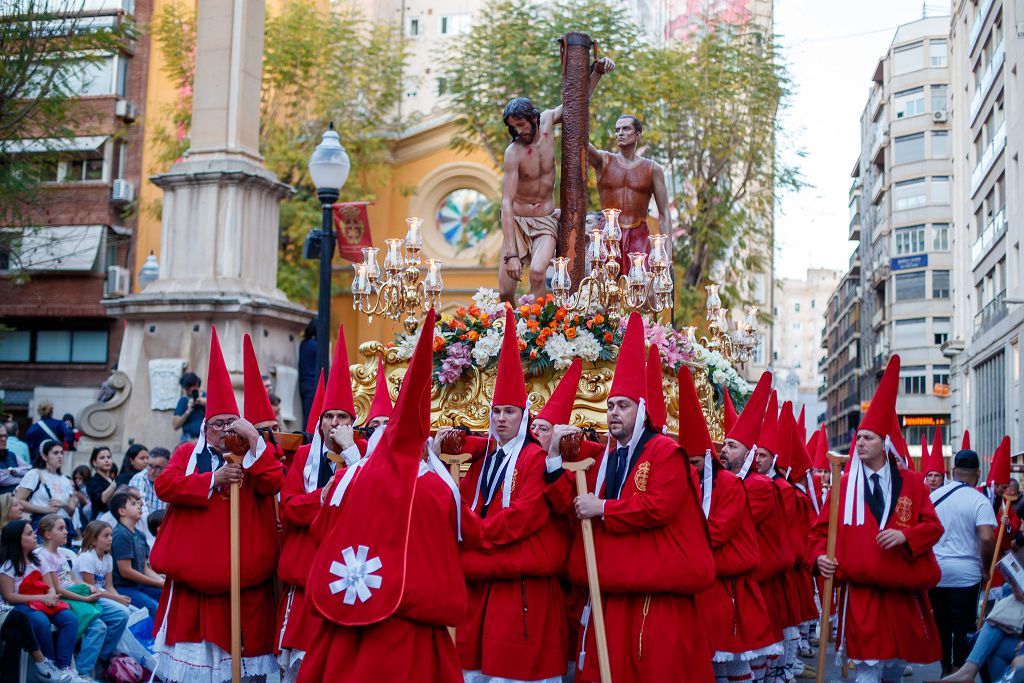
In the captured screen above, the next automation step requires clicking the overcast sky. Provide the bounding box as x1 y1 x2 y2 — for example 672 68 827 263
773 0 948 281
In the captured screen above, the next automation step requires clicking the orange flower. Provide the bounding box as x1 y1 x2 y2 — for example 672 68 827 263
433 336 445 352
530 349 539 360
480 313 490 325
586 320 594 330
517 339 527 351
519 305 531 316
531 304 542 316
549 321 558 329
565 328 578 340
536 336 547 348
604 332 613 343
593 314 605 325
468 305 481 318
555 308 567 321
459 334 467 341
456 306 466 317
527 320 540 332
468 330 479 342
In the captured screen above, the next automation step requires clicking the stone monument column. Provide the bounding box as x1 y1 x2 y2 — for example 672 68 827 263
98 0 311 455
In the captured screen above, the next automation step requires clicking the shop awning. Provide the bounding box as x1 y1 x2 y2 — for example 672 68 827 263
1 135 108 155
7 225 105 271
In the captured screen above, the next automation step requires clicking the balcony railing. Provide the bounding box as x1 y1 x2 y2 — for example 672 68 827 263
968 0 995 56
971 207 1007 266
970 39 1004 125
870 172 885 205
975 290 1008 335
971 120 1006 197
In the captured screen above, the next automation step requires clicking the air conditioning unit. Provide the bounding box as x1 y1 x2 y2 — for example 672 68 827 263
114 99 137 122
111 179 134 204
105 266 130 297
932 111 948 123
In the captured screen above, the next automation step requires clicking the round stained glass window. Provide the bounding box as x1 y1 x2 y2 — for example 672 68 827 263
436 189 493 249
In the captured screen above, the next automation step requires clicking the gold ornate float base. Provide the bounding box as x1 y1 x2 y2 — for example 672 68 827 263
351 341 724 442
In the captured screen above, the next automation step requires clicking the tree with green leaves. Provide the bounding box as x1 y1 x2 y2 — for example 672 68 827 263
444 1 800 322
0 0 137 272
149 0 406 306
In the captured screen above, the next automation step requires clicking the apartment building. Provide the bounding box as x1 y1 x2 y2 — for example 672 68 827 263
946 0 1023 458
820 256 862 452
0 0 150 425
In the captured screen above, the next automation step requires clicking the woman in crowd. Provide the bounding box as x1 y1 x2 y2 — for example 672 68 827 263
15 441 79 529
85 447 117 521
71 466 92 530
115 445 148 487
0 519 79 679
0 493 26 527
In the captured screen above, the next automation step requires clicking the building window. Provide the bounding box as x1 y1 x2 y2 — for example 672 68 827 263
933 223 949 251
894 133 925 164
895 225 926 255
436 77 447 96
893 42 924 74
975 351 1006 456
439 14 470 36
894 317 927 348
893 178 926 210
931 84 948 112
931 131 949 159
933 366 950 388
895 271 926 301
436 188 494 249
933 317 950 346
0 327 108 364
67 55 125 97
931 176 950 204
407 18 420 36
794 302 800 312
932 270 950 299
901 365 928 394
929 40 947 68
895 87 925 118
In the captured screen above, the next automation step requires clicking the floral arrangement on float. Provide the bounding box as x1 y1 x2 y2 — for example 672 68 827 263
390 288 752 407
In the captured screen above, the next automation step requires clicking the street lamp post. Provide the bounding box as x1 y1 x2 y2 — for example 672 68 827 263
307 123 351 375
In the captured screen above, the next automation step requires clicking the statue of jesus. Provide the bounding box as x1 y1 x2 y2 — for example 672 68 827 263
497 57 615 303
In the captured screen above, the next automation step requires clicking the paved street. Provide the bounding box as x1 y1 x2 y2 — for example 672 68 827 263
810 652 943 682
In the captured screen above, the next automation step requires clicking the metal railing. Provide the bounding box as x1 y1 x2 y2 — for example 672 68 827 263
975 289 1008 335
971 120 1006 197
971 207 1007 266
970 39 1005 125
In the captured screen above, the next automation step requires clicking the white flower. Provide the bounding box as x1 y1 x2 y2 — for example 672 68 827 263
395 331 419 361
471 328 502 366
573 329 602 362
544 333 575 369
516 318 528 337
712 369 727 385
472 287 503 316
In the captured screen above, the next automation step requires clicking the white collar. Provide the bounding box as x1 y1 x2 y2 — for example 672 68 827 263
595 398 647 498
469 401 532 512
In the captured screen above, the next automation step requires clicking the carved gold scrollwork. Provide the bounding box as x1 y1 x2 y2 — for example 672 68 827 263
350 341 723 435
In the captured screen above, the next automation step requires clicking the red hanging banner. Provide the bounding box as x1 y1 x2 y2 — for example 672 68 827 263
333 202 373 263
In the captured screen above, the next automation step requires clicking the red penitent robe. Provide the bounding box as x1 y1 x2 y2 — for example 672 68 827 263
771 476 805 629
741 472 788 643
457 435 570 681
297 467 476 683
808 463 943 663
548 431 716 683
792 487 821 624
151 441 284 658
698 468 777 659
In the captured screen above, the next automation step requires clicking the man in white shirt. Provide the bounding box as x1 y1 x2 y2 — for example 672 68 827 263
928 449 997 677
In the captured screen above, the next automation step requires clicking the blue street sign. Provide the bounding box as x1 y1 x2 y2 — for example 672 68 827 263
891 254 928 271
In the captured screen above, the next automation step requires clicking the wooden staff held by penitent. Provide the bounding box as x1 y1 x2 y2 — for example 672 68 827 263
564 457 612 683
221 433 252 683
816 450 850 683
978 495 1012 629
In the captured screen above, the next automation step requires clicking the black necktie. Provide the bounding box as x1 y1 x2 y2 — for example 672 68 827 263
317 452 335 488
867 472 884 525
606 447 629 501
480 448 506 518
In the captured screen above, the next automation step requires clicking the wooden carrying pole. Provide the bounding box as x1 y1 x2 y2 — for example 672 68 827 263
223 451 244 683
816 451 850 683
564 458 612 683
978 497 1010 629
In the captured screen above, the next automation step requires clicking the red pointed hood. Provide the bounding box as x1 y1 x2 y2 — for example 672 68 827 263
492 308 528 409
796 405 807 444
726 371 772 450
645 345 668 432
858 354 900 445
806 428 821 466
678 366 714 456
923 425 946 476
536 358 582 426
961 430 971 451
322 324 356 418
758 392 780 456
304 371 325 434
310 309 437 627
891 413 914 471
790 414 812 482
364 354 394 424
776 400 795 472
989 436 1012 486
205 326 239 419
242 334 276 425
609 312 647 404
723 391 738 435
812 427 829 470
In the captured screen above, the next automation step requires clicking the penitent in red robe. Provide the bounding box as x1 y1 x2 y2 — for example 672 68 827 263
457 435 570 682
771 475 806 630
698 468 777 660
808 462 943 663
548 430 716 683
296 465 472 683
740 471 789 645
151 439 284 680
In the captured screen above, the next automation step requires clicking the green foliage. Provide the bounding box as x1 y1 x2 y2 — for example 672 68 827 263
149 0 407 306
0 0 137 229
445 1 802 323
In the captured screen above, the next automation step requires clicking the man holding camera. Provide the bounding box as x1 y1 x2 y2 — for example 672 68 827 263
172 372 206 443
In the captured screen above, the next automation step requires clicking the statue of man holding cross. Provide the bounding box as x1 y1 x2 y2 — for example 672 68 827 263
497 57 615 303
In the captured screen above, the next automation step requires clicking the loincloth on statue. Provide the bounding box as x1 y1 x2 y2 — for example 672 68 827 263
509 212 558 261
